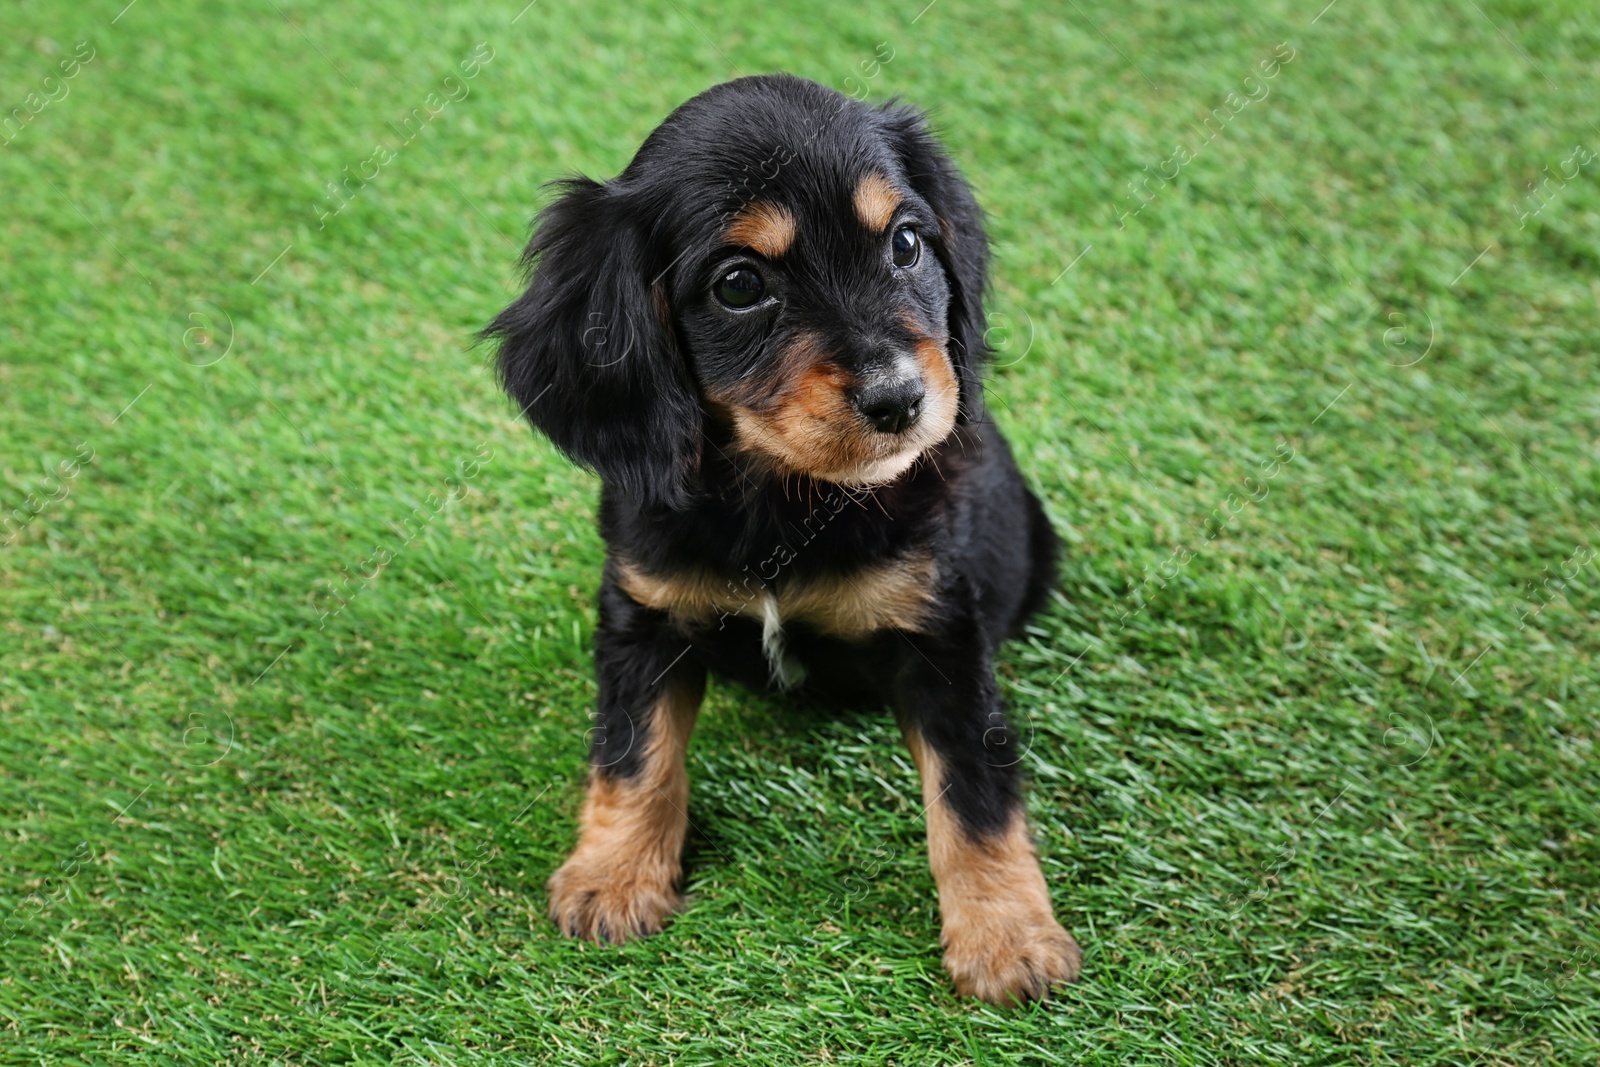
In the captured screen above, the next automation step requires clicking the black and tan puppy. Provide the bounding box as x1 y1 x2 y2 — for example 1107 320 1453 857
485 74 1080 1004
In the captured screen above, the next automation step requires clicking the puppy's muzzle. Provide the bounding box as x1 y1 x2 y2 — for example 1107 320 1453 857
851 375 926 435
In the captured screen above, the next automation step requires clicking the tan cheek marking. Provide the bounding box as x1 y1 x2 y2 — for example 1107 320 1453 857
914 335 960 407
784 552 939 637
704 330 827 413
723 201 798 258
546 673 705 942
854 172 902 233
725 360 866 479
902 729 1082 1003
710 328 938 484
790 362 853 420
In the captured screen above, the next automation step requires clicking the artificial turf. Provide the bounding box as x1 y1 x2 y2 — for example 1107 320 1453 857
2 0 1598 1063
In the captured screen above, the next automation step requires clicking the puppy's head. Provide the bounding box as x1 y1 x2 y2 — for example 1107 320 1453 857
486 74 990 507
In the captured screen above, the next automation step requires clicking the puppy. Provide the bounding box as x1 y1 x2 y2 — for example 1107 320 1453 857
485 73 1080 1004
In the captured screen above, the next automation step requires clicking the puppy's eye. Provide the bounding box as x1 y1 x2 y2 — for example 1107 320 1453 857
715 267 766 309
891 226 920 268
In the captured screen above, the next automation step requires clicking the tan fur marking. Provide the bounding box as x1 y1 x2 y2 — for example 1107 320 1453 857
914 335 960 408
722 353 873 483
709 324 960 486
725 364 955 486
781 552 938 636
706 331 826 412
853 172 902 233
615 559 756 627
793 361 853 419
723 201 798 258
904 729 1082 1004
546 673 704 943
615 553 938 637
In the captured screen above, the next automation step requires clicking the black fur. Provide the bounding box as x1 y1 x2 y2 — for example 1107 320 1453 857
486 72 1062 940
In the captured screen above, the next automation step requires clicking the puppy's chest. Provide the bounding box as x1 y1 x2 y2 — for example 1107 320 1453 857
615 552 938 686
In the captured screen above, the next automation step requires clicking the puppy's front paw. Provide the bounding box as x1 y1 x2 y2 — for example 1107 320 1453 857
942 914 1082 1005
547 846 681 944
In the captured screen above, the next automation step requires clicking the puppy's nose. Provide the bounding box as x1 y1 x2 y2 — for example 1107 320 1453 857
852 378 926 434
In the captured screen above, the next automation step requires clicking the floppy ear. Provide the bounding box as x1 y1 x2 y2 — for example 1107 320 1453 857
483 177 701 508
877 105 990 421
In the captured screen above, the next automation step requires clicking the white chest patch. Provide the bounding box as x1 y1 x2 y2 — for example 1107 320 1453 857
758 592 808 690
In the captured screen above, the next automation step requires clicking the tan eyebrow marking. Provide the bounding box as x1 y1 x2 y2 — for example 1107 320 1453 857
723 201 798 258
853 172 902 233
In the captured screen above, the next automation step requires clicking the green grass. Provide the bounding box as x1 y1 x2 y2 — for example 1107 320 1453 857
2 0 1598 1062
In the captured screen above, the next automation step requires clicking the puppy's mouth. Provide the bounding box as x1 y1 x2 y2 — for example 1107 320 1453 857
709 333 959 487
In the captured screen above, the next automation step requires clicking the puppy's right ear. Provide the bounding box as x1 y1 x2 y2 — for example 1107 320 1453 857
483 177 701 508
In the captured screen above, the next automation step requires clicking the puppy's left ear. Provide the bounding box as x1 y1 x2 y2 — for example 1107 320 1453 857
877 105 990 421
482 177 701 508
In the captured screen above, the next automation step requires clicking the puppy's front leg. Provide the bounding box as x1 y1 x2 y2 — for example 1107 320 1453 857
896 624 1082 1004
547 577 705 944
